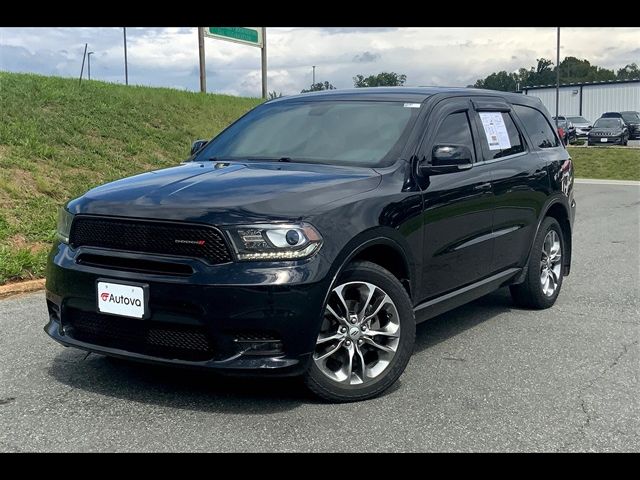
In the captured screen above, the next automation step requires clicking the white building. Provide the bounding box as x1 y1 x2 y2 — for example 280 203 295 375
522 79 640 123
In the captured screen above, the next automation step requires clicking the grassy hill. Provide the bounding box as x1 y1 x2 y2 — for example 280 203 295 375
0 72 261 283
0 72 638 284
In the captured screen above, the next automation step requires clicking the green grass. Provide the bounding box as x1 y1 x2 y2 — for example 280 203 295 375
0 71 261 284
567 146 640 181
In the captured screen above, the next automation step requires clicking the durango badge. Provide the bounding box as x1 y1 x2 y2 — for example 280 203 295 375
174 239 206 245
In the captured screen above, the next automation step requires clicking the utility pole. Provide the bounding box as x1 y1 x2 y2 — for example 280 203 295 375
198 27 206 93
87 51 94 80
555 27 560 126
261 27 267 99
79 43 88 85
123 27 129 85
312 65 316 85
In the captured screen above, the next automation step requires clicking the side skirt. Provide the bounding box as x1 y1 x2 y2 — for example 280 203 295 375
413 268 521 324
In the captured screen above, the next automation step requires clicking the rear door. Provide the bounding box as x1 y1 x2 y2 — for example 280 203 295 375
417 97 495 298
469 99 555 273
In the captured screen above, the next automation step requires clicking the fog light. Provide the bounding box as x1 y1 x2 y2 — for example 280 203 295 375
234 335 283 355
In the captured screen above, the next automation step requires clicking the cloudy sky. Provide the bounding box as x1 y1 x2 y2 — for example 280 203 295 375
1 27 638 97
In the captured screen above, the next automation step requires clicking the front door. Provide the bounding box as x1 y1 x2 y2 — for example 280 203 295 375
417 98 495 300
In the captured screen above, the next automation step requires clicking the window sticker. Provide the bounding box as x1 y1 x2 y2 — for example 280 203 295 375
479 112 511 150
403 103 421 108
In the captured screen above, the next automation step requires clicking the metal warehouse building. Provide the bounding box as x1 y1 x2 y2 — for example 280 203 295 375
522 79 640 123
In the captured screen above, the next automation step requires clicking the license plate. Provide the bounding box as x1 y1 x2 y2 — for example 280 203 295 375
97 281 146 319
601 138 608 142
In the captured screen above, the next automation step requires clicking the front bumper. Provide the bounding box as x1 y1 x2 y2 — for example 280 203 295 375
588 135 625 144
45 242 333 376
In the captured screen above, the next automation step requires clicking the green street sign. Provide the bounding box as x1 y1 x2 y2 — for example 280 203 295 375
205 27 263 48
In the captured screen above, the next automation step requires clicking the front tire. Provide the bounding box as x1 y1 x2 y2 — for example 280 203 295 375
510 217 565 309
304 261 415 402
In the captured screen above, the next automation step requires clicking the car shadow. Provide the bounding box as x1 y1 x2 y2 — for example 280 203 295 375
414 287 516 353
47 288 517 410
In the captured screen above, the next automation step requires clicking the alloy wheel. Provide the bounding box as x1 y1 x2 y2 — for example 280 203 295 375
540 230 562 296
313 281 400 386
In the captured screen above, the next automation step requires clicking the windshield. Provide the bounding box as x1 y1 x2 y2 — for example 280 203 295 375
622 112 640 122
195 100 420 168
568 116 589 124
594 118 621 129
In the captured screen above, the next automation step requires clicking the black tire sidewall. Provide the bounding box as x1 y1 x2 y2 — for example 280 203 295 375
527 217 565 308
304 261 415 402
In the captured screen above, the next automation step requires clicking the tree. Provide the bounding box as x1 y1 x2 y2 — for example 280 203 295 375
557 56 615 83
471 56 637 93
353 72 407 88
473 71 518 92
301 81 336 93
617 63 640 80
529 58 556 86
268 91 283 99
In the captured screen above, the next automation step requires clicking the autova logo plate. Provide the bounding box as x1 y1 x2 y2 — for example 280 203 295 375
97 282 145 319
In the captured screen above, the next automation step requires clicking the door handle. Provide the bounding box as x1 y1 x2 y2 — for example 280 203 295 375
474 182 492 191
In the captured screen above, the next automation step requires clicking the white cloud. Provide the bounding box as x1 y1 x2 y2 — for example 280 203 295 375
1 27 637 97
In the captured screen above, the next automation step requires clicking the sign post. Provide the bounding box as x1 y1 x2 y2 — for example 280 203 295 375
198 27 206 93
261 27 267 99
201 27 267 98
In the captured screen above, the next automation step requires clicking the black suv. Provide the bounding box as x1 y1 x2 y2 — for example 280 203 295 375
45 87 575 402
602 111 640 140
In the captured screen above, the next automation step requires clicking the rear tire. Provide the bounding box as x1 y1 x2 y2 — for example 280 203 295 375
510 217 565 309
304 261 415 402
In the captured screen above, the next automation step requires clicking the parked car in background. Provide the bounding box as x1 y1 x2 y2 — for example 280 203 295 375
602 112 640 140
553 116 577 145
567 116 592 138
620 111 640 139
587 117 629 146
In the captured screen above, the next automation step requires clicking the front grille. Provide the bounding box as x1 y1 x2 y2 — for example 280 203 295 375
64 308 215 361
69 216 232 265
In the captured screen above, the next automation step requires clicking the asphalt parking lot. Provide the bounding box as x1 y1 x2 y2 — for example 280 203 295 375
0 181 638 452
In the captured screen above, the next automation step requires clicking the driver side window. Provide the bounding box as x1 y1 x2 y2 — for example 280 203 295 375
432 112 476 163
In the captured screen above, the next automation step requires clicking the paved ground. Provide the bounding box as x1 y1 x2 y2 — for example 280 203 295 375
1 183 638 452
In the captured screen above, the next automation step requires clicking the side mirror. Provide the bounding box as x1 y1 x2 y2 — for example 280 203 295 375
190 139 208 155
420 144 473 175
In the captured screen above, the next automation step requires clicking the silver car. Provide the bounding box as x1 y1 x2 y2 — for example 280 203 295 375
567 116 592 138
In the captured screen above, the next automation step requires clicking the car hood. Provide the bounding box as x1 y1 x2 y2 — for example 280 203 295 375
67 161 382 225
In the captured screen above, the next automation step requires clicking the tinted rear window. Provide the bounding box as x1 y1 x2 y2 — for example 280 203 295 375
622 112 640 122
513 105 561 149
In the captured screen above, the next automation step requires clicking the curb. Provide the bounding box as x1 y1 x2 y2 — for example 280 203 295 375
575 178 640 186
0 279 46 300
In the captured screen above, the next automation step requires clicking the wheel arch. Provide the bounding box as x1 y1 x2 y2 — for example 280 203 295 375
513 197 573 285
543 201 572 276
327 229 416 302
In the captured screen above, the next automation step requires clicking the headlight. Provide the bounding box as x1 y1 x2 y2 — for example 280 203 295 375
56 207 74 244
226 223 322 261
